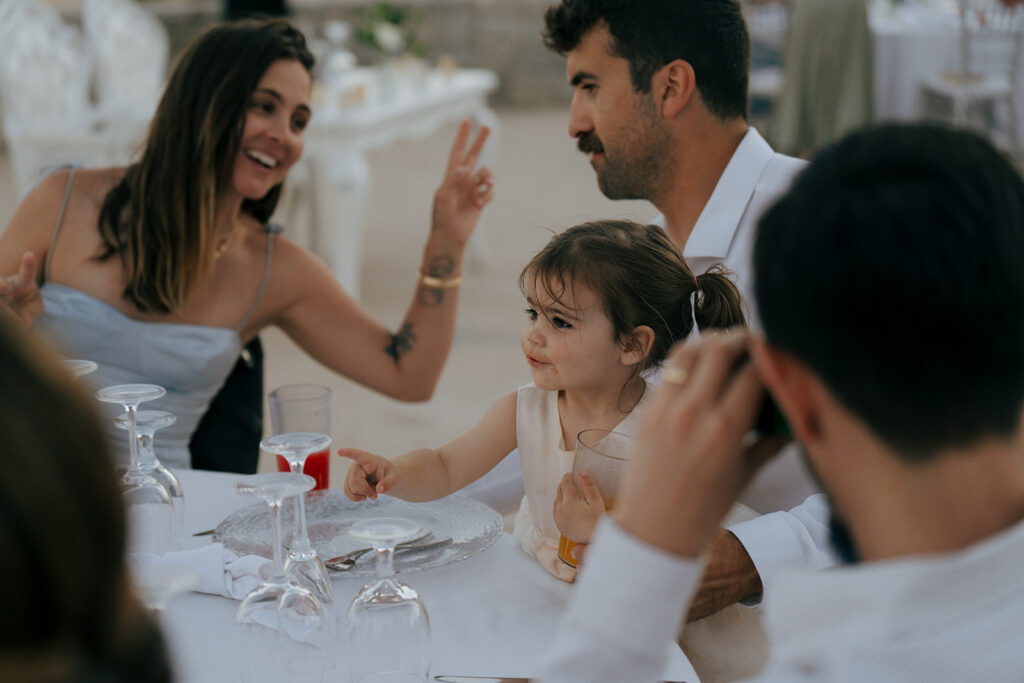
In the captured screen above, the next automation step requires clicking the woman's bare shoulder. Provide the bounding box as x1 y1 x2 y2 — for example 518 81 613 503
72 167 127 205
19 166 125 216
265 227 334 277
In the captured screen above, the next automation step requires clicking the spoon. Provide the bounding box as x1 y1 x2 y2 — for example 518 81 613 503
325 536 452 571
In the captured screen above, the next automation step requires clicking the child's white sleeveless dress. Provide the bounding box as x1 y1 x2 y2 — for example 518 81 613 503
511 381 651 581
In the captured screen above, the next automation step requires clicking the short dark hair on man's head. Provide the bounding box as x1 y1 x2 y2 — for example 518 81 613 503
754 124 1024 460
543 0 750 120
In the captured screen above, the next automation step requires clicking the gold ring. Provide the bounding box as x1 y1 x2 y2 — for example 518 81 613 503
662 366 689 386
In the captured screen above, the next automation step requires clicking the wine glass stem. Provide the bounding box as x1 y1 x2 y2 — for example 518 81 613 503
289 460 311 543
126 404 141 472
137 433 157 469
268 499 284 574
374 547 396 578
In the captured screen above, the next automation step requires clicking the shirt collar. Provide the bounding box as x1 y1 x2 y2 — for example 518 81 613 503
684 127 775 259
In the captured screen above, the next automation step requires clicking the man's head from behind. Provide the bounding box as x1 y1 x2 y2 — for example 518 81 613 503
543 0 750 121
754 124 1024 463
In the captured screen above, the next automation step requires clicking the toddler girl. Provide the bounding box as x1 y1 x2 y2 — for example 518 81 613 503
341 220 744 580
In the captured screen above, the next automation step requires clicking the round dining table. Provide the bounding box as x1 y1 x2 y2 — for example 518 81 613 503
160 468 700 682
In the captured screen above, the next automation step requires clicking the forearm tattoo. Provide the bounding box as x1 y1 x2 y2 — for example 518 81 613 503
384 322 417 363
417 255 456 307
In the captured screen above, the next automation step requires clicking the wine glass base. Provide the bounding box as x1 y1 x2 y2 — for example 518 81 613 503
351 577 421 608
237 576 296 622
237 578 329 683
347 592 430 683
285 553 333 604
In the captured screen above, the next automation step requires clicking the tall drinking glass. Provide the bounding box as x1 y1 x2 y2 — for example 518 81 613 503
97 383 175 555
115 410 185 539
347 517 431 683
235 472 330 683
557 429 633 568
269 384 332 490
260 432 333 604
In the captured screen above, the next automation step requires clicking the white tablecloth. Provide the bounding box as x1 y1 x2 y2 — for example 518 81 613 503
163 469 699 682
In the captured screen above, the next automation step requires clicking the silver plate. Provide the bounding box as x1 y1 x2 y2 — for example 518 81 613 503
214 491 503 579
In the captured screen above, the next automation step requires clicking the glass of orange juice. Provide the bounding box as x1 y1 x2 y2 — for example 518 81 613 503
557 428 633 567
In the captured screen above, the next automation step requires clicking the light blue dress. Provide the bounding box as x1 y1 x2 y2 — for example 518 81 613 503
34 167 280 469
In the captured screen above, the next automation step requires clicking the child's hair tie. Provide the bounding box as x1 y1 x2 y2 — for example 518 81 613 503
693 274 700 292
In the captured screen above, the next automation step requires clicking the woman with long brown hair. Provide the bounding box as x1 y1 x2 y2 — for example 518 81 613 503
0 19 493 469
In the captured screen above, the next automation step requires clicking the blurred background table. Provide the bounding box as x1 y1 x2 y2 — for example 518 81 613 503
871 1 963 121
296 67 499 299
750 0 1022 158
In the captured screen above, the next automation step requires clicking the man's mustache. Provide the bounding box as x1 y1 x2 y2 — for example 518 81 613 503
577 133 605 155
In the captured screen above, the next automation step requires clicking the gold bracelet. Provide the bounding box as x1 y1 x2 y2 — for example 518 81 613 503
418 271 463 290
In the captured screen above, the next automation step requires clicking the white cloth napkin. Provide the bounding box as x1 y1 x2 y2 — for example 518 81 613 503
129 543 273 600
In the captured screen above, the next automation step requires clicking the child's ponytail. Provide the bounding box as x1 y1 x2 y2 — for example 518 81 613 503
692 264 747 332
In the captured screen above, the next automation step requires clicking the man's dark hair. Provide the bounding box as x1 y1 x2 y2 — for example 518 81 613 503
754 124 1024 460
543 0 750 121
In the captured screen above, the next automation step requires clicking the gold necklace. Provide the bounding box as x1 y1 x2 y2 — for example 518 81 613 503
213 222 240 260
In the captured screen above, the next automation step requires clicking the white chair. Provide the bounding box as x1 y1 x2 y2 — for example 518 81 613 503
0 0 159 196
921 0 1024 160
0 0 62 143
0 0 61 45
82 0 168 125
0 12 101 195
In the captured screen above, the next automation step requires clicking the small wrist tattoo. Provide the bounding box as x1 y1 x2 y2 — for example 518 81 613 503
426 255 456 279
384 322 417 363
418 255 457 307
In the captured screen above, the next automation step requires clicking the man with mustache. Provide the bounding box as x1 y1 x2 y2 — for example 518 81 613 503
542 0 831 631
540 123 1024 682
545 0 802 330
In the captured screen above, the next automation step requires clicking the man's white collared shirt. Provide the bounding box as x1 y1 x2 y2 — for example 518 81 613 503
540 516 1024 682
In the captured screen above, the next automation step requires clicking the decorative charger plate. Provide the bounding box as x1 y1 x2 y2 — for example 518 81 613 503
214 490 503 579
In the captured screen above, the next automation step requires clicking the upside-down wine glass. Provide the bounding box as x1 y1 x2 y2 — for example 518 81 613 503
115 410 185 539
97 383 175 555
347 516 431 683
235 472 330 682
260 432 333 604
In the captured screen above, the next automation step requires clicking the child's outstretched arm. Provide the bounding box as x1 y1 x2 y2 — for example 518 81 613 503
553 471 606 546
339 391 518 502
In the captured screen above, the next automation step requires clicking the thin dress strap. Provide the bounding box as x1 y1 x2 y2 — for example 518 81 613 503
42 166 78 283
235 222 283 332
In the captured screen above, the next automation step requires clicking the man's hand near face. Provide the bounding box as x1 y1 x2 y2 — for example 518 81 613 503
614 331 778 563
